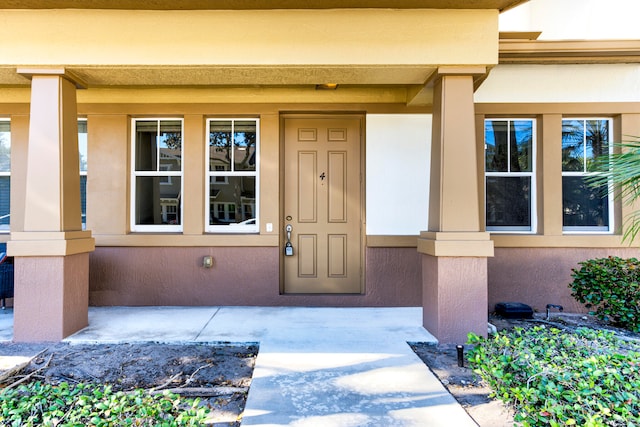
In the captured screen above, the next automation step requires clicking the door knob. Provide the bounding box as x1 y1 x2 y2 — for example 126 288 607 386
284 224 294 256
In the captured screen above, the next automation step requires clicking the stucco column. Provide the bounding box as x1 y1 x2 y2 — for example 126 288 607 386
8 68 95 342
418 67 494 344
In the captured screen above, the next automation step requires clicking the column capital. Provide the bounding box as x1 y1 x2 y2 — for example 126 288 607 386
436 65 487 77
417 231 494 257
17 67 87 89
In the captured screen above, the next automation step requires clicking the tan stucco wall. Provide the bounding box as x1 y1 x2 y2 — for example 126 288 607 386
86 115 129 235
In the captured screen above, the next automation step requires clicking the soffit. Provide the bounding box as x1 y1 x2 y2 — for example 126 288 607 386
1 66 439 88
1 0 528 12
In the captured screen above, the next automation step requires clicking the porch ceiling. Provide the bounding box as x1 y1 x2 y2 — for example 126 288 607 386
1 0 528 12
0 65 438 88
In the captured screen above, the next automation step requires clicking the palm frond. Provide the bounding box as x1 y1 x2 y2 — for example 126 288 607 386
588 138 640 244
622 210 640 243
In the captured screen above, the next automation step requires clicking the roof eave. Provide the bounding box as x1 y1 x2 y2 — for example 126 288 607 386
499 39 640 64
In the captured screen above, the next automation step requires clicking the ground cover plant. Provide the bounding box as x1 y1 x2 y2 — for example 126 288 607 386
468 326 640 427
0 342 257 426
0 382 208 426
569 256 640 332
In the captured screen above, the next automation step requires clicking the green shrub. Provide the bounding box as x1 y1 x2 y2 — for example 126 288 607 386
569 256 640 332
468 326 640 427
0 381 209 426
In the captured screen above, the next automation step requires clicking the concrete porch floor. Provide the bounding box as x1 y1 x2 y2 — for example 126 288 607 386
0 306 476 426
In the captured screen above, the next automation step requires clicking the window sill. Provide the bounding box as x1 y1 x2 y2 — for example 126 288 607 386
94 233 279 247
365 234 629 249
491 234 626 248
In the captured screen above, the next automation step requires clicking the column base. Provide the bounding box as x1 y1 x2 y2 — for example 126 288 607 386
421 254 488 344
13 253 89 342
418 232 493 344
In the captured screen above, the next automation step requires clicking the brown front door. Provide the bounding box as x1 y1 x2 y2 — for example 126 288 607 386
283 116 363 294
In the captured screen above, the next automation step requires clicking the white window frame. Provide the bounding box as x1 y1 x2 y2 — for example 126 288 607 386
206 118 259 233
484 118 537 234
213 165 228 184
159 164 173 185
0 119 10 233
130 118 184 232
562 118 614 234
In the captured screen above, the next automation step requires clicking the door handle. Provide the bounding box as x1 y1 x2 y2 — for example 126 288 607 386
284 224 294 256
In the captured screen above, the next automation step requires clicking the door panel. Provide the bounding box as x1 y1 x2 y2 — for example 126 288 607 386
283 116 362 294
298 234 317 277
328 234 347 277
298 152 317 222
328 151 347 222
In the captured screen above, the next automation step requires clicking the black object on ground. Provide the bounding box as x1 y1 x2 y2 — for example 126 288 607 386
494 302 533 319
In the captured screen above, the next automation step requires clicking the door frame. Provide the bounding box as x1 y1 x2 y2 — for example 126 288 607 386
278 113 366 294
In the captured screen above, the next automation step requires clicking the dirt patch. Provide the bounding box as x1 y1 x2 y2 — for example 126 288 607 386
411 313 640 427
411 342 515 427
0 342 258 426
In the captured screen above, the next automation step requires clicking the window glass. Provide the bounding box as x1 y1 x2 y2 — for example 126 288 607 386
207 119 259 232
513 120 533 172
78 120 88 173
209 120 232 172
585 119 609 172
486 176 532 229
562 119 585 172
562 176 609 228
234 121 257 172
485 120 532 173
159 120 182 171
562 118 612 232
0 120 10 232
134 121 156 171
131 119 183 231
0 121 10 173
135 176 182 226
485 118 536 232
485 120 508 172
78 119 87 227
